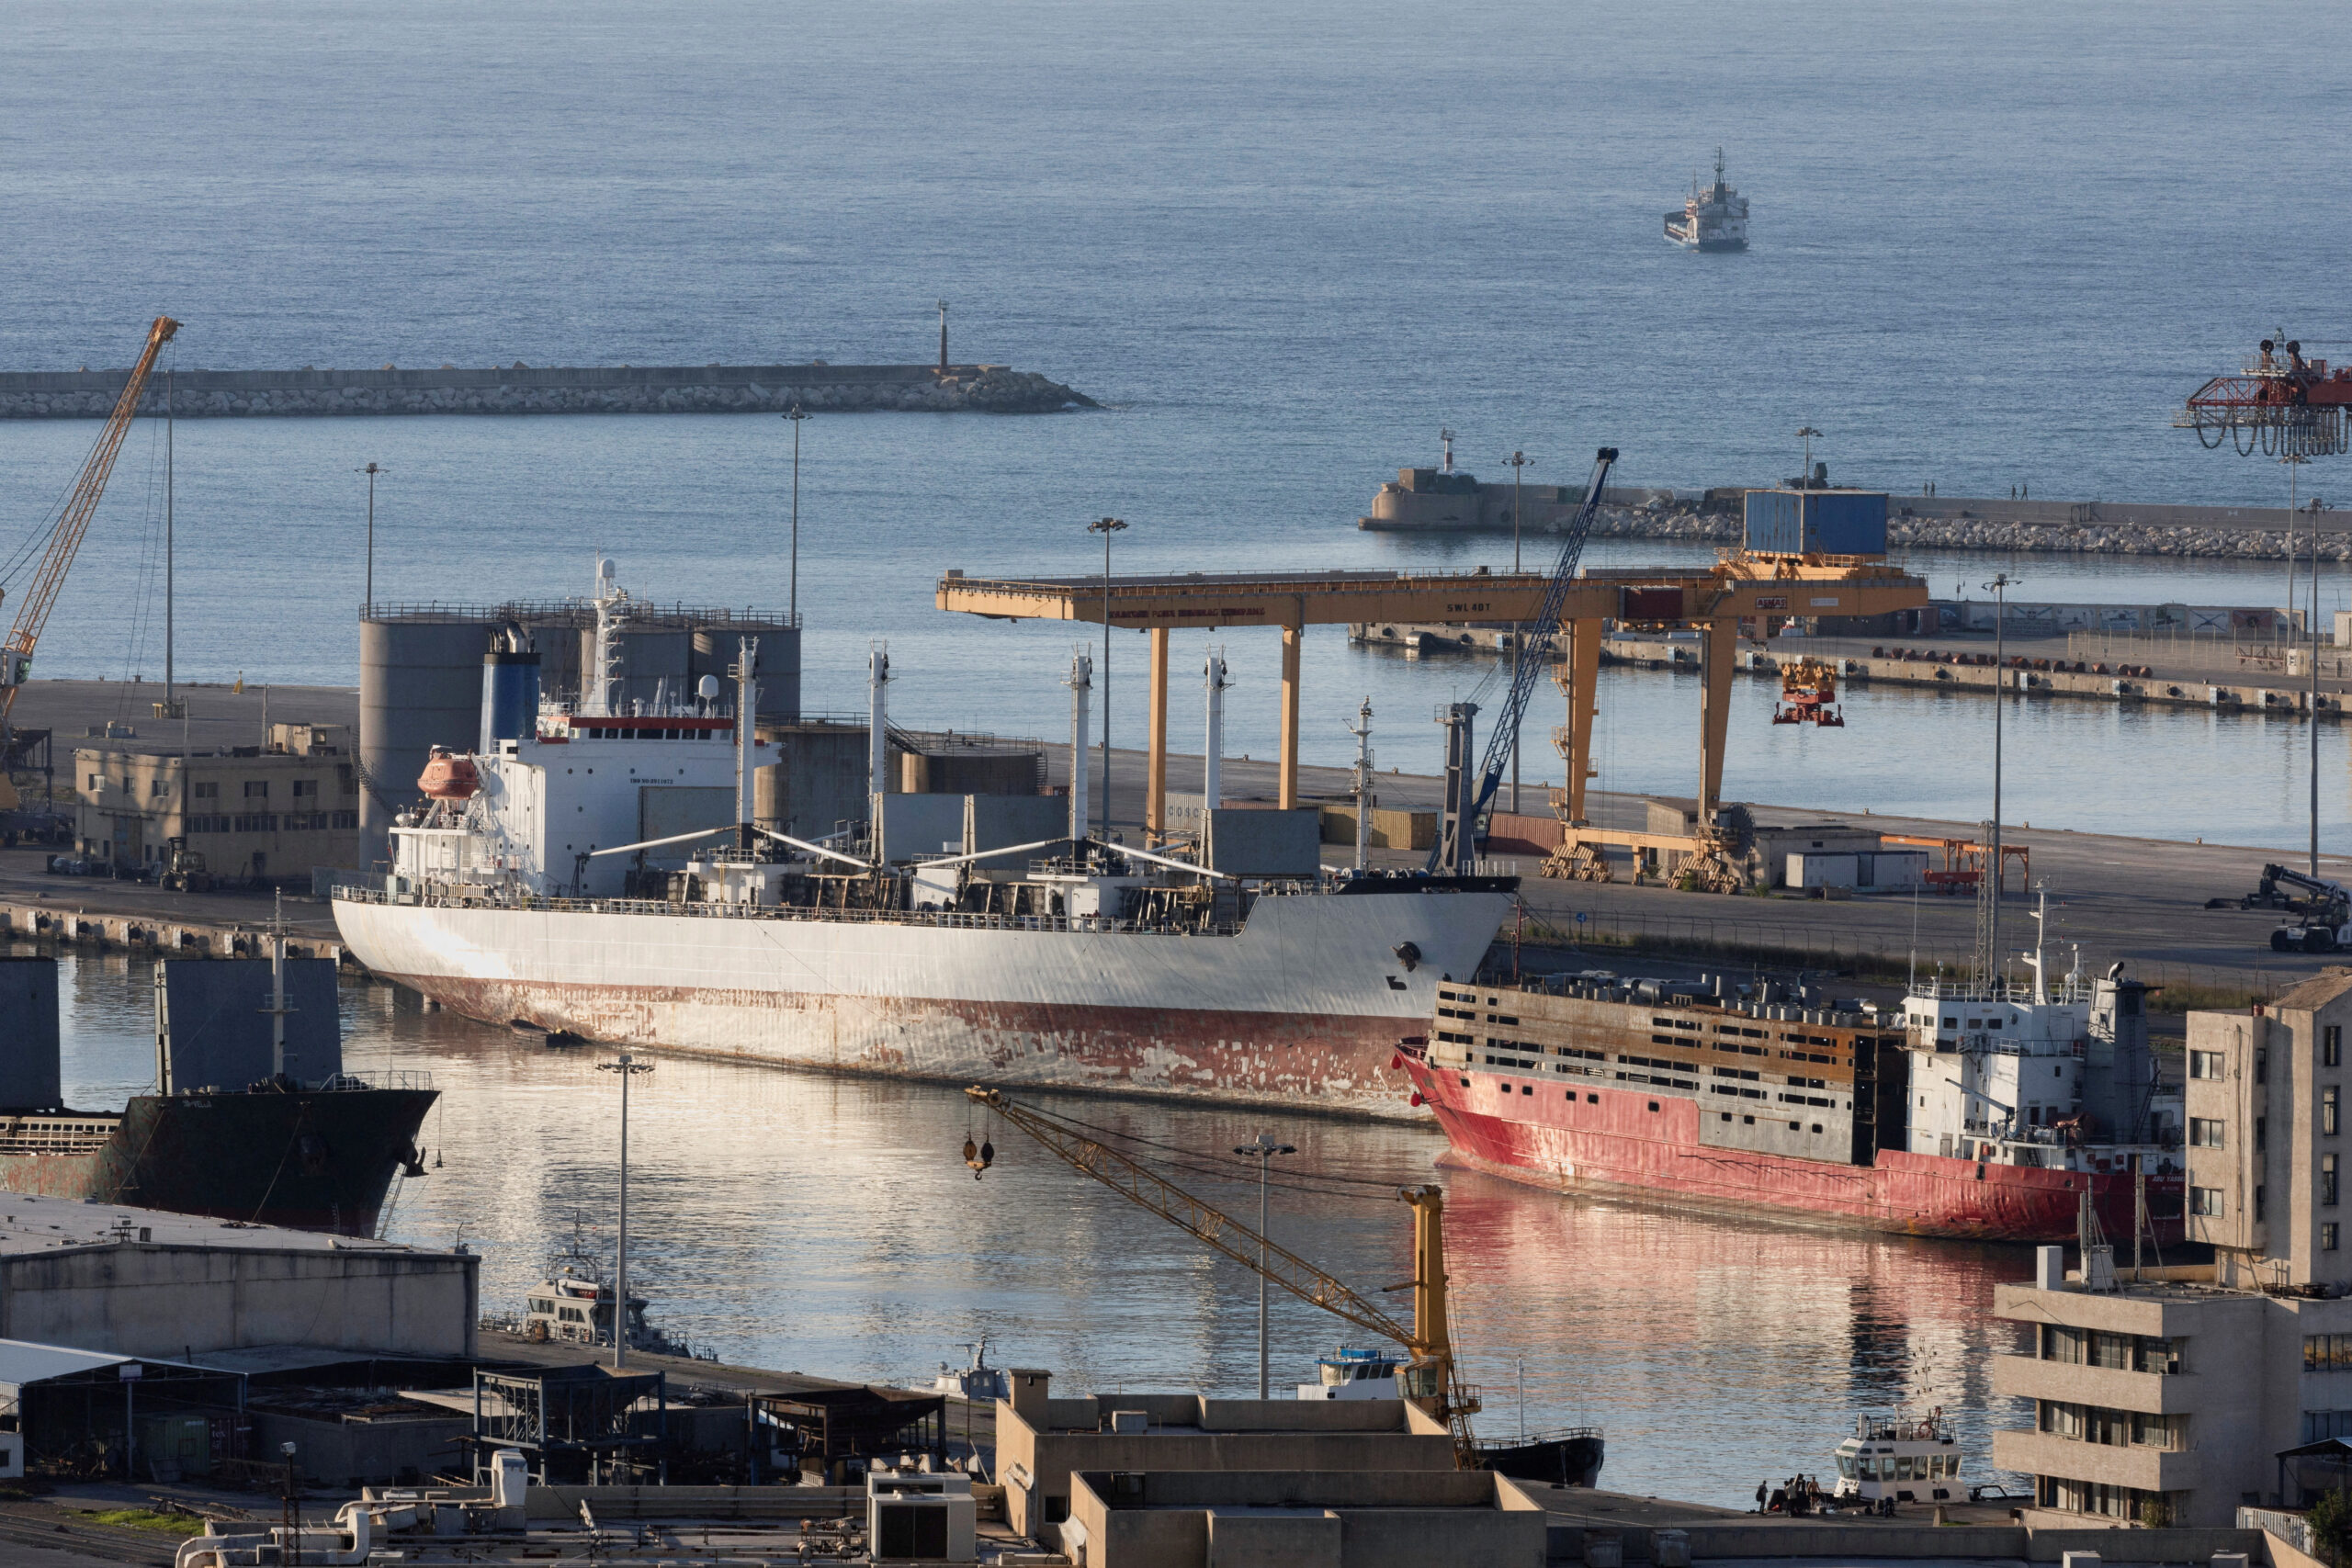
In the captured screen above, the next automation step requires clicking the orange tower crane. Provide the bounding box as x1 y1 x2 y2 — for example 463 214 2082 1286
0 315 180 809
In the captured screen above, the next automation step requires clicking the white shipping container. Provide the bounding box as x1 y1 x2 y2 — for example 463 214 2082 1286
1787 852 1858 890
1858 850 1930 891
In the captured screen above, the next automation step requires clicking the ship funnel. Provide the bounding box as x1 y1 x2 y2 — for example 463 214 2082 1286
480 626 542 752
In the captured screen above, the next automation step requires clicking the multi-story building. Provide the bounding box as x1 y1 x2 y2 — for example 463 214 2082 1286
1991 968 2352 1527
74 723 361 883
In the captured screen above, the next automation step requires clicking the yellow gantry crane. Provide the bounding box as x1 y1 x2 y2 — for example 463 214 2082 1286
963 1085 1486 1468
0 314 181 810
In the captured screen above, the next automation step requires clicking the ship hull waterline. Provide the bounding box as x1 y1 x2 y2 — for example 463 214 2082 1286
334 890 1513 1119
1405 1058 2183 1245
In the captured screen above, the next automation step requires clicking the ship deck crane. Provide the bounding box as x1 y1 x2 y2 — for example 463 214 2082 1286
962 1085 1485 1468
0 315 181 811
1430 446 1617 874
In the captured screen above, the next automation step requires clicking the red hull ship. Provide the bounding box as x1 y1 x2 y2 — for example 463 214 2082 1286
1396 949 2184 1244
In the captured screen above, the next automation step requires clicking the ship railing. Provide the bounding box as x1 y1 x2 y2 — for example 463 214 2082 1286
336 885 1244 938
318 1069 436 1092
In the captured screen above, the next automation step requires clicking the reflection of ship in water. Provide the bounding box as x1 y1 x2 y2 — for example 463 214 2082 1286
0 942 435 1235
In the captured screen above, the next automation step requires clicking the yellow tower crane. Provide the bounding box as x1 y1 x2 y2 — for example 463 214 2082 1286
0 314 181 811
963 1085 1485 1468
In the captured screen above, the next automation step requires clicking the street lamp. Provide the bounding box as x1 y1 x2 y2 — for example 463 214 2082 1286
1089 517 1127 837
597 1052 655 1370
2285 454 2318 875
356 463 387 613
1795 427 1822 485
1982 571 2020 977
1233 1132 1295 1398
784 405 809 625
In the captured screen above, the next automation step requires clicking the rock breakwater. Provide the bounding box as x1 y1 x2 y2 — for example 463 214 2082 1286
0 362 1095 419
1584 505 2351 562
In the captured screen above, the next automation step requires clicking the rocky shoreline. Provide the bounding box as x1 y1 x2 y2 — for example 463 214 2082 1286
0 362 1095 419
1586 505 2348 562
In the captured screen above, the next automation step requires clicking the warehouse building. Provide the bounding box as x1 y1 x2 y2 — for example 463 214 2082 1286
73 722 361 883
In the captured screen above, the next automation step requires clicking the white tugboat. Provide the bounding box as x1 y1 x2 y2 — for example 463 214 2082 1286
1665 149 1749 251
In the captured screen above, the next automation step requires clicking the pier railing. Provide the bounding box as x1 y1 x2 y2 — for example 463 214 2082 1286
2064 629 2352 681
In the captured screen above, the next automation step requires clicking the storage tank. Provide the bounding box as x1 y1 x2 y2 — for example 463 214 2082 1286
692 624 800 721
360 613 498 868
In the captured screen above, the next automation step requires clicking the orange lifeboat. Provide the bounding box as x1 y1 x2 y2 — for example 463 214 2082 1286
418 748 481 800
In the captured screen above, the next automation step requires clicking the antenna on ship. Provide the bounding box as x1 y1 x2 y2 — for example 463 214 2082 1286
2024 885 2050 1005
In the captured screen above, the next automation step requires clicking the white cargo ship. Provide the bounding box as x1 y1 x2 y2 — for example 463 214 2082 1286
334 566 1511 1117
1665 149 1749 252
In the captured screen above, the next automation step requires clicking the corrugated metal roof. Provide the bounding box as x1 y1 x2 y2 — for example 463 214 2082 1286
0 1337 129 1393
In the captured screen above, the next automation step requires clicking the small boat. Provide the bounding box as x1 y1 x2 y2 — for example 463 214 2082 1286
512 1020 588 1048
932 1337 1010 1402
1831 1410 1965 1508
519 1238 707 1359
1297 1348 1604 1485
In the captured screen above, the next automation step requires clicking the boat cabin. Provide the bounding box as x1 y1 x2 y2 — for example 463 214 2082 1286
523 1273 650 1349
1297 1346 1402 1402
1832 1411 1962 1504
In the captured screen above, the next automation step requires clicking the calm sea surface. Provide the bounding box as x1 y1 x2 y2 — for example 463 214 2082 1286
55 950 2029 1508
2 3 2335 1505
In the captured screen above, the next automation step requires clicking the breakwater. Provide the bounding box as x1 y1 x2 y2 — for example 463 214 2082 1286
0 361 1095 418
1590 499 2350 561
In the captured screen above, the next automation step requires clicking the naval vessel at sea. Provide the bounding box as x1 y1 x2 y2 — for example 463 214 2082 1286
334 566 1512 1117
1665 149 1750 251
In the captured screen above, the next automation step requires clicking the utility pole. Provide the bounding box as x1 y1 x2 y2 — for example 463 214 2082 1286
1350 698 1374 872
597 1053 654 1370
2286 452 2305 632
1507 450 1528 815
1232 1132 1295 1398
356 463 386 614
783 405 808 624
164 367 175 714
1796 427 1823 485
1980 571 2020 983
1089 517 1126 837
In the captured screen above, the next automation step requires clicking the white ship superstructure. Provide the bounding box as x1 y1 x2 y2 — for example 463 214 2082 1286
335 566 1513 1117
1665 149 1749 251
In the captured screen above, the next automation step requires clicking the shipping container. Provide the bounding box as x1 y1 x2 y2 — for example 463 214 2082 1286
1743 491 1889 557
1786 852 1859 890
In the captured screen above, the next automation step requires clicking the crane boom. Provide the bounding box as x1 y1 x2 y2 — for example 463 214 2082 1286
1430 446 1617 873
965 1086 1485 1466
0 315 181 728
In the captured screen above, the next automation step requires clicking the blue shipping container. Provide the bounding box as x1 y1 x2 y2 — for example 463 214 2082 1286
1742 490 1887 556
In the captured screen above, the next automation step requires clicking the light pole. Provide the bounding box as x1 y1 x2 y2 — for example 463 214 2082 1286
2285 452 2317 874
1796 427 1822 485
784 405 809 624
356 463 386 613
597 1053 654 1370
2286 452 2307 632
1507 450 1529 815
1983 572 2020 976
1233 1133 1295 1398
1089 517 1127 836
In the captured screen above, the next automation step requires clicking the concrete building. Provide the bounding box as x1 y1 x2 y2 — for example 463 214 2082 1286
1065 1468 1547 1568
993 1371 1456 1543
74 722 360 882
0 1191 477 1360
1991 969 2352 1526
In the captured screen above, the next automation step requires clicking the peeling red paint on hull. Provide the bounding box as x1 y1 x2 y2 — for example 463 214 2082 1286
1406 1059 2181 1243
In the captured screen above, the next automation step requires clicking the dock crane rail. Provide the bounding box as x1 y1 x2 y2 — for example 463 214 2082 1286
1430 446 1618 873
962 1085 1485 1467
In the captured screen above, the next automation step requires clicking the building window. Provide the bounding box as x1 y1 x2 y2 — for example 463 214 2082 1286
193 782 218 800
2328 1224 2341 1252
2305 1410 2352 1443
2331 1026 2346 1067
2328 1155 2341 1208
2188 1050 2223 1080
292 779 318 799
2330 1087 2342 1137
2258 1046 2269 1084
2189 1118 2225 1149
2087 1331 2133 1371
243 780 268 798
2189 1187 2222 1217
2040 1325 2086 1364
2305 1335 2352 1371
2258 1115 2269 1153
148 778 166 797
2135 1336 2183 1374
85 773 100 791
337 764 356 795
2258 1184 2267 1223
